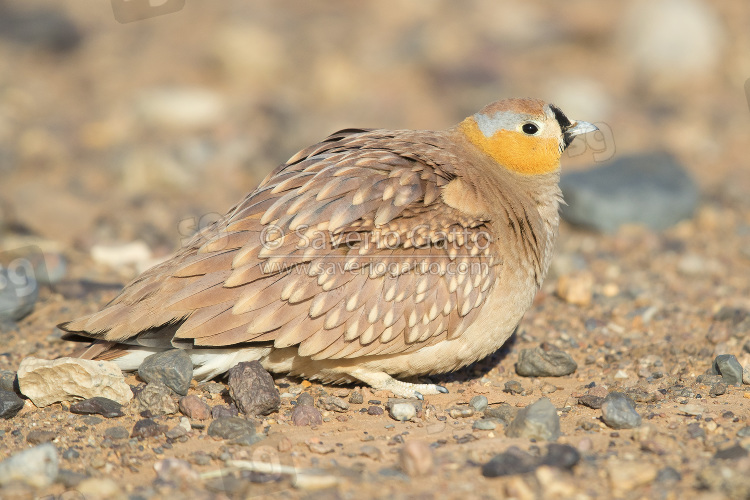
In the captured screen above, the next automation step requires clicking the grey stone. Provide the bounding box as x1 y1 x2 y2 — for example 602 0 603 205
516 344 578 377
655 466 682 485
291 404 322 427
482 446 538 477
367 406 384 416
348 391 364 405
473 419 497 430
560 152 698 232
0 443 59 488
506 398 561 441
541 443 580 470
578 395 605 409
138 350 193 396
227 361 280 417
211 404 238 419
26 430 56 445
69 397 124 418
484 404 518 425
711 354 743 386
131 418 168 439
136 382 177 416
0 389 24 419
601 392 641 429
737 426 750 437
389 403 416 422
207 417 261 446
0 370 17 392
318 396 349 413
0 266 38 322
449 407 474 419
469 395 488 412
503 380 524 394
709 382 727 397
295 392 314 407
104 426 129 440
714 444 748 460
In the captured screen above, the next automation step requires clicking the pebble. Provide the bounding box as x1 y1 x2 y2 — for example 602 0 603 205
207 417 261 446
484 404 518 426
360 445 383 461
506 398 561 441
291 404 323 427
387 398 423 413
138 350 193 396
503 380 524 395
307 439 334 455
178 395 211 420
26 429 56 445
516 343 578 377
137 382 177 416
482 446 539 477
318 396 349 413
131 418 168 439
400 441 434 476
76 478 121 499
709 382 727 397
541 444 581 470
0 266 38 322
473 419 498 431
104 426 130 440
555 271 594 306
0 443 59 488
714 444 748 460
367 406 384 416
389 403 416 422
578 395 605 409
711 354 743 386
296 392 315 407
738 427 750 438
17 357 133 407
655 466 682 485
349 391 364 404
0 370 16 392
0 389 24 419
608 461 657 495
559 152 698 232
211 404 239 419
69 397 124 418
601 392 641 429
469 395 488 412
449 407 474 419
227 361 280 417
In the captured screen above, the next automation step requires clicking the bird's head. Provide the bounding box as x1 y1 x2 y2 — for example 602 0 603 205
458 98 598 175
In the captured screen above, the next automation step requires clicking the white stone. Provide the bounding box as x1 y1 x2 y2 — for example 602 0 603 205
0 443 58 489
390 402 416 422
18 357 133 407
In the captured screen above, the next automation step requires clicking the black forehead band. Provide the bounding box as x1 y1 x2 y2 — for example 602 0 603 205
548 104 572 131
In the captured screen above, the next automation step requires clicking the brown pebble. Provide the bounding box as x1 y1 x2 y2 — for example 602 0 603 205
227 361 280 417
291 404 323 426
26 429 56 445
277 437 292 452
367 406 384 416
400 440 434 476
178 395 211 420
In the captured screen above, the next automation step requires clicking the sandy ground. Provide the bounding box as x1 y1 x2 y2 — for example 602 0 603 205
1 1 750 499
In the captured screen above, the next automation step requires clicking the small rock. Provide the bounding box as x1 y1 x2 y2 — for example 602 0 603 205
76 478 121 499
469 395 488 412
318 396 349 413
0 443 58 488
484 404 518 425
137 382 177 416
516 343 578 377
737 427 750 437
560 152 698 232
211 404 239 419
715 444 748 460
578 395 605 409
711 354 744 386
449 407 474 419
601 392 641 429
154 458 199 482
138 350 193 396
349 391 364 404
686 422 705 439
390 403 416 422
0 266 38 322
655 466 682 485
291 404 322 427
26 430 56 445
17 357 133 407
387 398 423 413
0 389 24 419
555 271 594 306
104 426 130 440
0 370 17 392
277 437 292 452
296 392 314 407
207 417 260 445
608 461 657 495
506 398 561 441
367 406 384 416
165 425 188 440
473 419 497 430
292 473 339 491
541 444 580 470
482 446 539 477
360 445 383 460
131 418 168 439
307 439 334 454
400 441 434 476
709 382 727 397
227 361 280 417
503 380 524 395
69 397 124 418
179 395 211 420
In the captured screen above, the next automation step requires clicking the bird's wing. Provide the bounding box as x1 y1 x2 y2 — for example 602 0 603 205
60 129 503 359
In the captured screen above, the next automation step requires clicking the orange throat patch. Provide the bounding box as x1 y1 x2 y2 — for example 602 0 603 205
459 118 561 175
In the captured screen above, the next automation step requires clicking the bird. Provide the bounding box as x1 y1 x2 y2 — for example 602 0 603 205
60 98 597 399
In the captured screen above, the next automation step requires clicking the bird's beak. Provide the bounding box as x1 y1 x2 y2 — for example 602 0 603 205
562 120 598 149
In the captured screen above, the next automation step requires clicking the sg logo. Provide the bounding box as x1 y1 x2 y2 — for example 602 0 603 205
111 0 185 24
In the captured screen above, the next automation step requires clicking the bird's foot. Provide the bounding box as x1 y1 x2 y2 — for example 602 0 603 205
350 369 448 399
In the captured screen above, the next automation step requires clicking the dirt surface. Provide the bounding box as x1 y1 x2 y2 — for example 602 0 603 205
1 1 750 499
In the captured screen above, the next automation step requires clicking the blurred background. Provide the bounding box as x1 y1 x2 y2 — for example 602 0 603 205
0 0 748 282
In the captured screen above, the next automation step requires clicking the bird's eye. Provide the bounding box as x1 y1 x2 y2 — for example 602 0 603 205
522 123 539 135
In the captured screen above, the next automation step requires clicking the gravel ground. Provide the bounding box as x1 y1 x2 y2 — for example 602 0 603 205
1 2 749 499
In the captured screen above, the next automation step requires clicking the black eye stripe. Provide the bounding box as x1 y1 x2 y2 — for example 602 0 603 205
549 104 572 131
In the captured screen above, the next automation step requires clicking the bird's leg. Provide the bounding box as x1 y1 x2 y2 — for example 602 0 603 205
349 368 448 400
